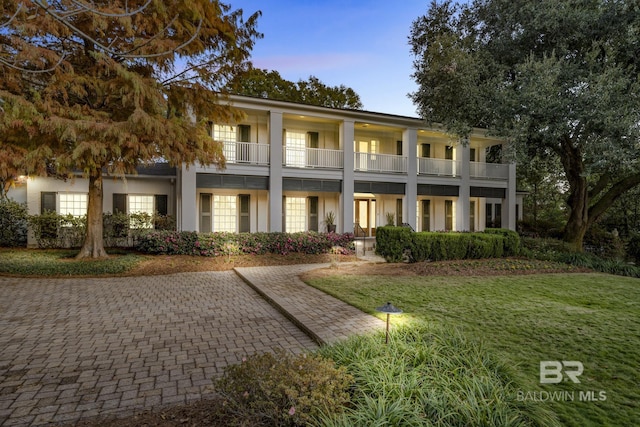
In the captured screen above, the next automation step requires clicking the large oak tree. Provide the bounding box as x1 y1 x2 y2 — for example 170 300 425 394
0 0 260 258
410 0 640 250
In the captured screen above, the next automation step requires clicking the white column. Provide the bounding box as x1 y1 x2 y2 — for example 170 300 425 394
179 164 197 231
340 119 355 233
504 163 517 230
268 111 283 232
456 140 470 231
404 128 418 230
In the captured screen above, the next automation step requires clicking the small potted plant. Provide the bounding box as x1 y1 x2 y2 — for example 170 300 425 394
325 211 336 233
385 212 395 226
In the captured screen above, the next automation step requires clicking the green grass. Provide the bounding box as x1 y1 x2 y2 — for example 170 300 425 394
307 273 640 427
0 248 146 276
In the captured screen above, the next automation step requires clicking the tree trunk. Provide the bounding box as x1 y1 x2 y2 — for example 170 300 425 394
559 136 589 251
563 178 589 251
76 170 108 259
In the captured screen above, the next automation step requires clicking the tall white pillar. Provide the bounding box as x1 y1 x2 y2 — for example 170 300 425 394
340 120 355 233
404 128 418 230
456 140 470 231
268 111 283 232
179 164 197 231
505 163 517 230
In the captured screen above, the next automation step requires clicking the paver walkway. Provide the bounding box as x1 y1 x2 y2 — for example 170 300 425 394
235 264 386 345
0 271 318 426
0 263 385 426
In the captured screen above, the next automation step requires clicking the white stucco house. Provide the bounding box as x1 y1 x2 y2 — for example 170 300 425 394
6 94 523 246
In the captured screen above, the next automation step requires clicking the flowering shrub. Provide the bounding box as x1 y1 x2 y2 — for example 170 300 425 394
135 231 355 256
214 350 352 426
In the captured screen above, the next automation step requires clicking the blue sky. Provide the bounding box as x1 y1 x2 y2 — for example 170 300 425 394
231 0 428 117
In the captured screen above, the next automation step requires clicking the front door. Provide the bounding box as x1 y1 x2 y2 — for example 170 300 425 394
354 199 376 236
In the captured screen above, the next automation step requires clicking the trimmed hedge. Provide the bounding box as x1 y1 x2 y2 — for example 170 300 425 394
376 227 520 262
135 231 355 256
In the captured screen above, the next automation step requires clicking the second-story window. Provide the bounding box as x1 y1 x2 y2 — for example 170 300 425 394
285 131 306 167
214 124 237 163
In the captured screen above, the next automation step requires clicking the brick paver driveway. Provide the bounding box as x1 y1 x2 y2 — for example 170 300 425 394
0 271 318 426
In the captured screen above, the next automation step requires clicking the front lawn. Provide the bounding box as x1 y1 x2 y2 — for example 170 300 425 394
305 271 640 427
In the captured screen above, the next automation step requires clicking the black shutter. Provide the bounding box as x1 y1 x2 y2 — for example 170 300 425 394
445 146 454 160
155 195 168 215
239 194 250 233
421 144 431 158
421 200 431 232
239 124 251 142
41 192 56 213
308 196 318 232
396 198 403 226
113 193 126 214
445 200 453 231
396 140 403 155
307 132 319 148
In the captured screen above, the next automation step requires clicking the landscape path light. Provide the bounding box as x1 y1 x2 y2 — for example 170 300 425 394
376 302 402 344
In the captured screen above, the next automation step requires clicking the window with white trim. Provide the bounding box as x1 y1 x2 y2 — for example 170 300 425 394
128 195 154 228
285 131 306 167
59 193 87 217
285 197 306 232
214 124 237 163
213 195 237 232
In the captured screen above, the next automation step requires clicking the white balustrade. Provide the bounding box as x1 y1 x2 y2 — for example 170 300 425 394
417 157 459 177
223 141 270 165
354 152 407 173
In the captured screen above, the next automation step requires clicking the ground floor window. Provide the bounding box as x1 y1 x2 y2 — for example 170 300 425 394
213 195 237 232
284 197 306 232
128 195 154 228
59 193 87 217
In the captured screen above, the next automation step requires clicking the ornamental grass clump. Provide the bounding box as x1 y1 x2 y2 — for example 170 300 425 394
214 349 353 426
317 323 559 427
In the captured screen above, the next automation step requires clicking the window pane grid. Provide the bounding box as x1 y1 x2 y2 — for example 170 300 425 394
285 197 306 233
129 195 154 228
59 193 87 217
214 124 237 163
213 195 237 232
286 131 306 167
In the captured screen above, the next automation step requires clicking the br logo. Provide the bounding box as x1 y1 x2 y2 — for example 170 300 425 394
540 361 583 384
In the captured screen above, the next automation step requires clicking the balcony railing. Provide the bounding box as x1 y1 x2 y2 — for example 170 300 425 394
417 157 460 177
283 147 344 169
223 141 270 165
354 152 407 173
470 162 509 180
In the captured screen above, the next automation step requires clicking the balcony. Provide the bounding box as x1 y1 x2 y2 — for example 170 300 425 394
418 157 459 177
223 141 270 165
470 162 509 180
354 152 407 173
283 147 343 169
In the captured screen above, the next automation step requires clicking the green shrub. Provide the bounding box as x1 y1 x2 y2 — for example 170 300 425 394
0 199 28 247
484 228 521 256
27 212 86 248
375 226 413 262
317 323 559 427
626 233 640 263
377 228 511 262
584 226 625 259
214 350 353 427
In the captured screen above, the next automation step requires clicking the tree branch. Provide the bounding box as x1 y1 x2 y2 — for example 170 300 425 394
588 172 640 225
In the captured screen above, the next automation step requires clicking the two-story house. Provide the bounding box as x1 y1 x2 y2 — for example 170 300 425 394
7 94 521 246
